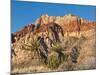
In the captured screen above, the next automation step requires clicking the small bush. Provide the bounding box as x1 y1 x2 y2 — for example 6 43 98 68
47 42 66 69
47 54 60 69
78 35 87 44
21 36 48 64
65 36 79 48
70 46 80 63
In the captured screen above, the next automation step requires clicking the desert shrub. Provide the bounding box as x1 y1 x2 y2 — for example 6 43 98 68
70 46 80 63
22 38 41 56
21 36 48 64
78 35 87 44
51 42 65 62
47 54 60 69
69 37 79 44
51 42 64 52
47 42 66 69
65 36 79 48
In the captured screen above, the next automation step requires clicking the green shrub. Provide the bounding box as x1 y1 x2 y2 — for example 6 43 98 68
47 54 60 69
47 42 66 69
22 37 41 56
21 36 47 64
51 42 64 53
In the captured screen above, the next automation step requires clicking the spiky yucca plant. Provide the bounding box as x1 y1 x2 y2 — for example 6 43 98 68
47 54 60 69
21 36 48 64
47 42 65 69
22 38 40 54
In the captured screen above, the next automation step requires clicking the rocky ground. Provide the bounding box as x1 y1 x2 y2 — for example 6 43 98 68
11 14 96 74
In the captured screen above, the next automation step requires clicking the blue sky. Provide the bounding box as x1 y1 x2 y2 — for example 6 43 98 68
11 0 96 32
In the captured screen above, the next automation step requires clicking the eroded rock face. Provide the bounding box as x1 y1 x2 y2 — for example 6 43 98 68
35 14 96 32
11 14 96 73
12 24 35 42
12 14 96 43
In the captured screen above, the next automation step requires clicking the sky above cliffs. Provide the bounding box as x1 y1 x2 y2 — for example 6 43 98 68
11 0 96 32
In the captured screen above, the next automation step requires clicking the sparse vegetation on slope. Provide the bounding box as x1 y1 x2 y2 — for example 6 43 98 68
11 14 96 74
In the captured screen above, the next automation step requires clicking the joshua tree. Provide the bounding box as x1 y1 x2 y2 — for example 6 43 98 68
21 36 48 64
51 42 65 63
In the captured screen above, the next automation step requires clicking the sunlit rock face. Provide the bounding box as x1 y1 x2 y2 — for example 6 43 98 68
11 14 96 74
35 14 95 32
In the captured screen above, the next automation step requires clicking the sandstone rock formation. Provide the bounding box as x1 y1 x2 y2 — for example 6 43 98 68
35 14 96 32
11 14 96 74
12 24 35 42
